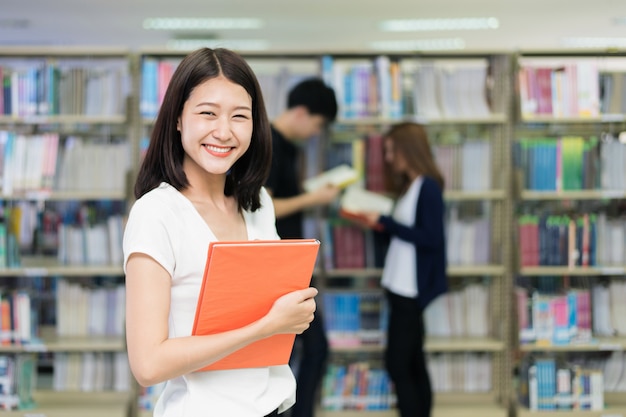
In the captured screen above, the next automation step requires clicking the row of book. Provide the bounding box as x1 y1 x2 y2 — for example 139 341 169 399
323 292 388 348
320 221 387 270
0 355 35 411
524 358 604 411
518 211 626 267
140 57 179 119
434 140 492 191
446 206 491 266
52 351 130 392
322 57 494 120
327 132 495 193
0 278 125 343
519 352 626 411
0 291 32 346
516 288 592 345
321 361 396 411
516 280 626 344
321 55 403 120
591 281 626 337
428 352 492 393
424 283 491 338
0 132 131 196
1 200 125 268
321 352 492 411
56 214 125 266
141 56 316 120
518 60 601 118
321 210 493 270
0 60 129 117
55 278 125 337
600 72 626 114
142 55 496 121
513 136 626 191
405 60 493 120
323 283 491 347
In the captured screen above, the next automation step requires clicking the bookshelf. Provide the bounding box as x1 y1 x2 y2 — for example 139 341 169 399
0 47 134 415
314 52 514 417
512 50 626 414
131 49 516 416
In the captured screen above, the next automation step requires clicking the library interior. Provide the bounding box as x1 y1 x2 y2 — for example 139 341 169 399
1 0 626 416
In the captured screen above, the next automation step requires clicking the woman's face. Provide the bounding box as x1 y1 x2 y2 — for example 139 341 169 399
177 76 253 177
384 137 407 174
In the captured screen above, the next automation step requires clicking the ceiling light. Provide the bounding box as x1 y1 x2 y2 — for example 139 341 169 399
612 17 626 25
166 39 270 51
380 18 499 31
144 18 264 30
561 37 626 48
370 38 466 51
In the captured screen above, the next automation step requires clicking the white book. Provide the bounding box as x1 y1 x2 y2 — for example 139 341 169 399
113 352 130 391
88 288 107 336
303 164 359 193
339 186 394 216
80 352 95 391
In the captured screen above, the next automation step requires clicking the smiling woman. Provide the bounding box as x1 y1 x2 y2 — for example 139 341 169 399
177 76 253 178
123 48 319 417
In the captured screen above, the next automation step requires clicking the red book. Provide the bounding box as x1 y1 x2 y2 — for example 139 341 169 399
192 239 320 371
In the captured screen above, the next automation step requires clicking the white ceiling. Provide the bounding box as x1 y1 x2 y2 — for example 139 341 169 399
2 0 626 53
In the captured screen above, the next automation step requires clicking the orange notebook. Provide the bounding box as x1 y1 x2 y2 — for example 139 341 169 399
192 239 320 371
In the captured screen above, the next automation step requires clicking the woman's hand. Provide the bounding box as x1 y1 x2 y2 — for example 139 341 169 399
261 287 318 336
310 183 341 205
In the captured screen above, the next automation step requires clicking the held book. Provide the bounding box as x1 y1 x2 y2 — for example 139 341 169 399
192 239 320 371
338 186 394 225
302 164 359 193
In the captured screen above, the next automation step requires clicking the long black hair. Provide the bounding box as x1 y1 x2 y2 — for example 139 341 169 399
134 48 272 212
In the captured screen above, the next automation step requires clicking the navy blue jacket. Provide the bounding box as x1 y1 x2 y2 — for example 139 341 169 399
378 176 448 310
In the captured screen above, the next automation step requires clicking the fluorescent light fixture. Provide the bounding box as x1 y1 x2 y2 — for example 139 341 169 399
144 18 264 30
613 17 626 25
370 38 466 51
561 37 626 48
167 39 270 51
380 18 499 31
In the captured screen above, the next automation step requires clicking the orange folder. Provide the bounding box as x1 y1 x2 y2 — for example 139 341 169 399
192 239 320 371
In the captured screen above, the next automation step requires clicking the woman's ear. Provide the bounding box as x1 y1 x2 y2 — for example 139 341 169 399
176 118 181 131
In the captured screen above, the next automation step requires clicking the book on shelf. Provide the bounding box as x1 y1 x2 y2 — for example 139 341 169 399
427 353 492 393
302 164 359 193
192 239 320 371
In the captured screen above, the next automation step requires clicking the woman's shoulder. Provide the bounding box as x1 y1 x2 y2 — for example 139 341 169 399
421 176 442 192
419 176 444 201
130 183 182 216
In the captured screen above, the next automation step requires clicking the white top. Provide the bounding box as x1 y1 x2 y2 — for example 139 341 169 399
381 176 423 298
123 182 295 417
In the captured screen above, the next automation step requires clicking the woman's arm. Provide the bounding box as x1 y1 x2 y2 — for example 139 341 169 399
378 179 445 249
268 184 340 219
125 253 317 386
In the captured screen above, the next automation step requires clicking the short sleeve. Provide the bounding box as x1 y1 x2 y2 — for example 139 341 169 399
123 195 177 276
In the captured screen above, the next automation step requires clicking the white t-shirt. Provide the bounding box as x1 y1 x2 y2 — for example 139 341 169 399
123 182 295 417
381 176 423 298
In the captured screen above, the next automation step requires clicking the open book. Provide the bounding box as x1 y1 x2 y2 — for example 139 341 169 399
192 239 320 371
339 186 394 226
303 164 359 193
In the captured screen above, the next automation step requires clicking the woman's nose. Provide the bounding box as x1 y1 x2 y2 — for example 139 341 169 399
212 117 232 140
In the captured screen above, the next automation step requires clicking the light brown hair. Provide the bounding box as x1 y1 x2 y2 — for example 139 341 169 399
383 122 445 195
